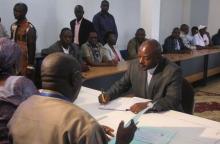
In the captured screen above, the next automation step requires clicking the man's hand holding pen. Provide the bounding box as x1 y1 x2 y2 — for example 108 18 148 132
98 91 110 104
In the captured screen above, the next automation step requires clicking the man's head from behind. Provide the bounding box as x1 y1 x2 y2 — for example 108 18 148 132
101 0 109 13
135 28 146 43
180 24 189 35
13 3 28 21
60 28 73 48
138 39 162 71
74 5 84 21
41 53 82 102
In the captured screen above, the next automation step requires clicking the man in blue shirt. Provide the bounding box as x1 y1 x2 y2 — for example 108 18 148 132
93 0 118 44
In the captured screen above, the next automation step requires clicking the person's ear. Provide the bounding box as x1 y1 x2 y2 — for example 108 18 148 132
71 71 81 87
59 34 62 40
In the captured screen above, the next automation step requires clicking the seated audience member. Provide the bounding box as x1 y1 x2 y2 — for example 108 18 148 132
127 28 147 59
41 28 88 71
192 25 210 48
81 31 117 66
104 31 124 62
0 17 9 38
212 29 220 46
0 38 38 143
180 24 196 49
163 27 187 53
191 26 198 37
70 5 94 47
99 39 183 113
8 53 137 144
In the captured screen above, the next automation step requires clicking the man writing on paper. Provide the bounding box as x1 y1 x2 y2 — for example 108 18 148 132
8 53 137 144
99 39 183 113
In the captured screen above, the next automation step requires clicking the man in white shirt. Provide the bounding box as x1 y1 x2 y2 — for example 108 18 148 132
180 24 196 49
193 25 210 47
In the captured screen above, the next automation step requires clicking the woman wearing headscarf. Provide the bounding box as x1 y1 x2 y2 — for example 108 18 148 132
0 37 38 143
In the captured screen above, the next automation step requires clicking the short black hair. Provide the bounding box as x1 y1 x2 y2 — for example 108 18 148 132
172 27 180 33
74 5 84 12
60 28 71 36
180 24 189 30
136 28 145 34
14 3 28 14
101 0 109 5
191 26 198 30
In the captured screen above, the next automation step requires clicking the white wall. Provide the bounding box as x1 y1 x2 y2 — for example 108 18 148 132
140 0 161 41
159 0 184 44
0 0 140 52
190 0 209 27
1 0 220 52
208 0 220 36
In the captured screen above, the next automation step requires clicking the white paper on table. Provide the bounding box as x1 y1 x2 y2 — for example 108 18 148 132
99 97 151 111
132 127 176 144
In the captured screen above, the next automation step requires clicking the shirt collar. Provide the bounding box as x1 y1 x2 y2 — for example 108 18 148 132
39 89 71 102
76 18 83 24
148 65 158 75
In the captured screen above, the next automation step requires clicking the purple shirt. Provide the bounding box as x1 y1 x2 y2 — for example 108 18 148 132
93 12 118 44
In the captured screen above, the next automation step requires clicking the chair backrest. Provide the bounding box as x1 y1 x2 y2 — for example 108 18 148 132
181 78 195 114
120 50 128 60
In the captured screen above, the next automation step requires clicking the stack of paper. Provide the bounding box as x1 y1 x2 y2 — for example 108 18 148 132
99 97 151 111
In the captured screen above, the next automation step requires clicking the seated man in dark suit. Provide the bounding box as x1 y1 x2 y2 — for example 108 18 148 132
41 28 88 71
99 39 183 114
212 29 220 46
163 27 188 53
70 5 94 47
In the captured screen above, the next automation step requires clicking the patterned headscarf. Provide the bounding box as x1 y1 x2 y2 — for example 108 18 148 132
0 37 21 75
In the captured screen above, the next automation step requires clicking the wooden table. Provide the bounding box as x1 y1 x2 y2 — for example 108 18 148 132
163 47 220 84
35 47 220 89
82 61 129 80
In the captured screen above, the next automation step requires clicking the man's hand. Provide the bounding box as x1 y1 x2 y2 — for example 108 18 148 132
116 120 137 144
102 125 114 141
130 102 150 114
98 94 110 104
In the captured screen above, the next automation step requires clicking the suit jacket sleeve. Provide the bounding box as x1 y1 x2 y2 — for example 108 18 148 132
163 37 172 53
41 42 59 56
153 68 182 112
106 63 132 100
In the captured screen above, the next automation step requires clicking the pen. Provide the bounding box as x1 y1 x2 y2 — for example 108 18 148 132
101 89 106 103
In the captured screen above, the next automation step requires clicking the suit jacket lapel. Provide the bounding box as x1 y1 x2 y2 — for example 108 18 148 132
147 58 166 99
79 18 85 38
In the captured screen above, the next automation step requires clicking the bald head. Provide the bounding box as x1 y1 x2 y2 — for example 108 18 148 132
138 39 162 71
41 53 81 101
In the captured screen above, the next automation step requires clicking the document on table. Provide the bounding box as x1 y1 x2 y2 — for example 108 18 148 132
99 97 151 111
132 127 176 144
108 127 175 144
